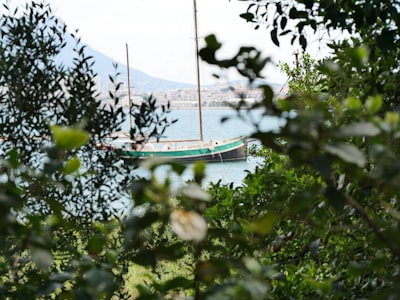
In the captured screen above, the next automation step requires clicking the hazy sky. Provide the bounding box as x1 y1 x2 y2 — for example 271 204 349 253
12 0 324 85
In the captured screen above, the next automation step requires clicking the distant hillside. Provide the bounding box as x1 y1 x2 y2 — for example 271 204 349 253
55 31 195 94
54 26 282 95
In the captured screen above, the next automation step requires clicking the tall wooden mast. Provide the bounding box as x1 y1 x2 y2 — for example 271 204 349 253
126 43 133 135
193 0 203 141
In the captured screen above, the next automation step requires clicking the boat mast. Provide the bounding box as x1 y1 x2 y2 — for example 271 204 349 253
193 0 203 141
126 43 133 136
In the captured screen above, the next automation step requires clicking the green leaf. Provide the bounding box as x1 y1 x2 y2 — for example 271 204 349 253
247 212 279 236
309 239 321 257
243 257 262 275
289 7 298 18
180 182 211 202
193 160 207 183
304 0 314 9
199 34 222 64
270 28 279 46
51 125 89 150
193 161 206 176
160 277 193 293
170 161 186 176
280 16 287 30
304 277 333 295
88 235 106 254
348 262 368 276
365 95 382 114
261 84 274 106
333 122 380 137
384 112 400 126
240 12 255 22
348 46 369 67
154 242 186 260
49 273 74 283
6 149 20 168
39 273 74 295
64 155 81 174
196 260 230 283
84 269 116 294
131 250 157 268
324 143 366 167
31 247 53 270
324 187 346 211
299 34 307 50
45 198 65 214
344 97 362 110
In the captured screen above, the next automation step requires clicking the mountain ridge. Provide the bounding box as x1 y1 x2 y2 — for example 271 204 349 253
55 28 281 95
55 32 195 93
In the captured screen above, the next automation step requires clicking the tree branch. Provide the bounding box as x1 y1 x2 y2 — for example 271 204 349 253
346 195 400 259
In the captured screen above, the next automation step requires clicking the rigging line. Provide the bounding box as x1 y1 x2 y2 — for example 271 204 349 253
278 76 290 96
126 43 133 133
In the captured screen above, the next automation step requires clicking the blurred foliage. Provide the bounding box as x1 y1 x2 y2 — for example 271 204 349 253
0 1 172 298
198 0 400 298
240 0 400 110
2 0 400 299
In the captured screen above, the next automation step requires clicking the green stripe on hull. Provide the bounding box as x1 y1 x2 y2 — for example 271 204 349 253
120 139 245 158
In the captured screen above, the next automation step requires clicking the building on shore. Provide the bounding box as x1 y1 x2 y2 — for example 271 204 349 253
98 82 287 109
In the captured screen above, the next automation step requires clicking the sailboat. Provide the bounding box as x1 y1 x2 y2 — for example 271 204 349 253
114 0 247 163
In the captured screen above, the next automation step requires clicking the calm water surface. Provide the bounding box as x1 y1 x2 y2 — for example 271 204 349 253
125 109 282 188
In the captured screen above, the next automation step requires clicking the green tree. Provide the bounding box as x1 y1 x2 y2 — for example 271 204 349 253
0 1 172 298
279 52 323 96
240 0 400 109
196 0 400 298
0 1 127 222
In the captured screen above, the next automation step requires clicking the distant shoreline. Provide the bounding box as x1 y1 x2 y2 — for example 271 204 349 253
170 106 231 110
169 106 263 110
102 101 263 111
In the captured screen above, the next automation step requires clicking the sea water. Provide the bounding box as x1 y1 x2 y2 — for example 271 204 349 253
125 109 283 188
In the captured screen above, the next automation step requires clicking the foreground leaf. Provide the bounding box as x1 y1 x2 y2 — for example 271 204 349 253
324 143 366 167
51 125 89 150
